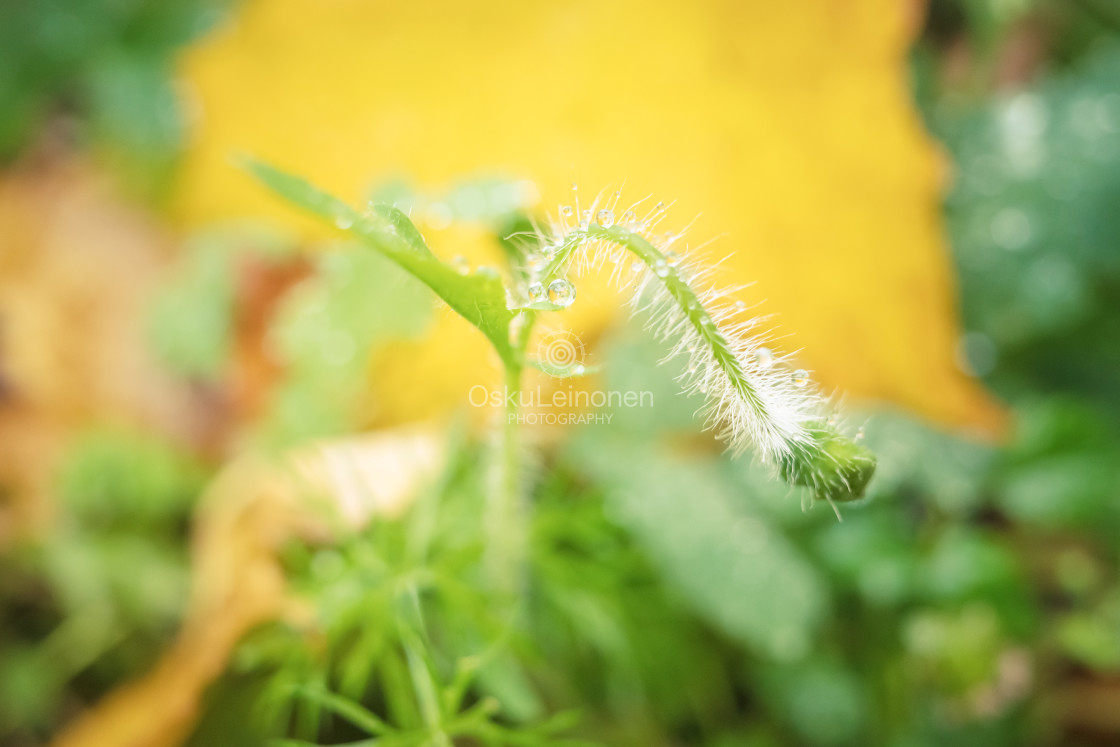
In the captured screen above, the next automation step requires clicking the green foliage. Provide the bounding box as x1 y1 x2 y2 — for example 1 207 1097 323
0 429 206 744
939 43 1120 416
0 0 235 193
261 245 431 446
570 434 828 660
928 41 1120 698
189 443 603 746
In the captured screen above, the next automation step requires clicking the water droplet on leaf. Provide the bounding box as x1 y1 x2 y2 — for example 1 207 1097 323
547 278 576 307
596 209 615 227
791 369 810 387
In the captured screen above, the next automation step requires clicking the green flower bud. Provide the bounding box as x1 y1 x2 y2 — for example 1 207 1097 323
779 424 876 503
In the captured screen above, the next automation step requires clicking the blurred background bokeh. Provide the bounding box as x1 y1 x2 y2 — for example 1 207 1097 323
1 0 1119 745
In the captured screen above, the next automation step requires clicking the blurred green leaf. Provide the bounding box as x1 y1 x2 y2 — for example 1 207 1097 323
569 434 828 660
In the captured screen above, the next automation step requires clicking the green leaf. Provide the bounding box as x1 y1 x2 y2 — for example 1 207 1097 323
243 158 517 367
569 434 828 660
259 247 431 445
290 684 392 736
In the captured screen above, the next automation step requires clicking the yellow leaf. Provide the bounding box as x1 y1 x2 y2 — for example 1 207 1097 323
173 0 1005 435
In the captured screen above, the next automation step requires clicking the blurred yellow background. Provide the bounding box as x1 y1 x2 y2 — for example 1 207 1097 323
171 0 1003 434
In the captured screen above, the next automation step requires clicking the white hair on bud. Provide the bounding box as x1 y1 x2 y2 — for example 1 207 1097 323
516 187 835 465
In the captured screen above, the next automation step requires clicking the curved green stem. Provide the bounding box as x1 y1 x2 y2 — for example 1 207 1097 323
587 225 768 421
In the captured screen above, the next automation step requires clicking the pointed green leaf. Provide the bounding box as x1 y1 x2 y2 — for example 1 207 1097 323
244 159 517 366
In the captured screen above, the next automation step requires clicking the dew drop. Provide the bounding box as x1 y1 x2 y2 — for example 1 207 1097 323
688 362 698 374
572 183 579 191
528 282 546 302
475 266 499 279
753 347 774 369
596 209 615 227
791 369 810 387
452 256 470 275
734 300 747 311
665 251 680 267
333 213 353 230
653 259 670 278
547 278 576 307
630 260 644 274
623 210 636 225
698 382 709 394
855 427 865 442
655 201 665 211
560 205 573 217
